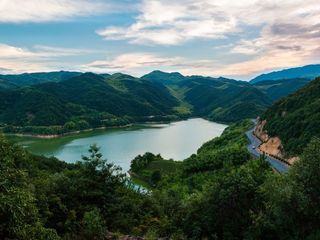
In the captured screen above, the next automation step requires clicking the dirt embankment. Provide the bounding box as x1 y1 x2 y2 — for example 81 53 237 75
254 117 299 165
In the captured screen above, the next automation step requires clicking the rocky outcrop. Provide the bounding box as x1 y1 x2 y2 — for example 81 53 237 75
259 136 285 159
254 117 299 164
254 118 269 142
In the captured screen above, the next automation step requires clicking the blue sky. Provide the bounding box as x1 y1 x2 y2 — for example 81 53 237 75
0 0 319 80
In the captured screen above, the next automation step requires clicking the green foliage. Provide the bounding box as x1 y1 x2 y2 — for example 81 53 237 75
253 78 311 101
2 114 320 239
252 138 320 239
262 77 320 155
143 71 272 122
0 72 180 134
130 152 180 187
82 208 106 239
0 136 60 239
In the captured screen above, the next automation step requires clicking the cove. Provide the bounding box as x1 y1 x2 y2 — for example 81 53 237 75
9 118 227 172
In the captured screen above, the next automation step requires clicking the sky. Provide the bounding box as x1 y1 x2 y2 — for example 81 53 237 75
0 0 319 80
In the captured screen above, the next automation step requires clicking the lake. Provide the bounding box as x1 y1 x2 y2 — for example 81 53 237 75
9 118 227 172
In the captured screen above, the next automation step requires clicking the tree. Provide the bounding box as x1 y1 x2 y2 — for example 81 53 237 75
151 170 162 185
0 136 60 240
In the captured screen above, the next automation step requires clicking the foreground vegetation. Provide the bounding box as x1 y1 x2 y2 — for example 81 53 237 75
1 120 320 239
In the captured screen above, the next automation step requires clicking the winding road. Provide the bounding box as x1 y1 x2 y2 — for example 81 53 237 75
246 129 289 173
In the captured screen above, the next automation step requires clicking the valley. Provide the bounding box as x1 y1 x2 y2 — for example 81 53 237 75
1 66 318 136
1 65 320 239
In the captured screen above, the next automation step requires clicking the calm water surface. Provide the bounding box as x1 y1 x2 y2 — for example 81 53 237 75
10 118 227 171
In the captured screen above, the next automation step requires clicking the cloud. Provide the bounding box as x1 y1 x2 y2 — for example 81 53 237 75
81 52 219 76
97 0 239 45
0 43 91 73
97 0 320 46
0 0 115 23
96 0 320 79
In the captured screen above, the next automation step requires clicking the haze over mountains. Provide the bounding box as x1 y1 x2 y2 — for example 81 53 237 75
250 64 320 83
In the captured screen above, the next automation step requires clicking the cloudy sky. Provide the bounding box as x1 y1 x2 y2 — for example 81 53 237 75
0 0 319 80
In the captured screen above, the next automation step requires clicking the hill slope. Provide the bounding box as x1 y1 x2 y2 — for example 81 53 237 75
142 72 272 122
0 71 82 86
252 78 311 101
251 64 320 83
261 77 320 155
0 73 180 133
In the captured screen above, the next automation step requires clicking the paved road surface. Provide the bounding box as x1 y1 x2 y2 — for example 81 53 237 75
246 129 289 173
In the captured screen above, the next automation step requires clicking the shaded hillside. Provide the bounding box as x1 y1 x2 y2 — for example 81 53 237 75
0 73 180 134
0 88 88 126
142 72 272 122
0 79 18 90
252 78 311 101
142 70 185 84
251 64 320 83
261 77 320 155
37 73 178 116
0 71 82 86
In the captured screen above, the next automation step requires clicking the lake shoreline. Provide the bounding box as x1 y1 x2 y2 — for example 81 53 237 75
3 118 189 139
4 124 134 139
8 118 228 172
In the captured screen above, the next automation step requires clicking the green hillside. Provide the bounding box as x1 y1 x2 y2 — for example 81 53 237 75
0 73 180 134
143 72 272 122
2 69 315 135
250 64 320 83
262 77 320 155
0 71 82 86
252 78 311 101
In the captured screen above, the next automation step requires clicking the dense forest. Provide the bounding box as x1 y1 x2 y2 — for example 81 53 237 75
2 119 320 239
0 69 315 135
0 73 181 135
262 77 320 155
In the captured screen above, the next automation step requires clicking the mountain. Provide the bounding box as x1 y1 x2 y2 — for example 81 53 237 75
251 64 320 83
141 70 185 84
0 79 18 90
252 78 311 101
0 73 180 133
173 76 271 122
5 65 317 134
261 77 320 155
142 72 272 122
0 71 82 86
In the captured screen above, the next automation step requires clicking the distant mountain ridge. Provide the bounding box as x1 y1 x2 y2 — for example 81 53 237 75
252 78 311 101
142 71 271 122
0 64 319 134
250 64 320 83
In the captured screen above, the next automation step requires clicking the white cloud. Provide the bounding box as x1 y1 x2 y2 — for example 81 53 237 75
97 0 239 45
0 0 114 23
97 0 317 45
82 52 219 76
0 43 91 73
96 0 320 79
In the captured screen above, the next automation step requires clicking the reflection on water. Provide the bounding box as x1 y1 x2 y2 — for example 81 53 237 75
9 118 227 172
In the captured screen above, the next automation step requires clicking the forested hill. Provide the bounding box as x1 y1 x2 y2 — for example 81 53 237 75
0 67 317 135
0 71 82 86
252 78 311 101
261 77 320 155
0 73 180 134
250 64 320 83
142 71 272 122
